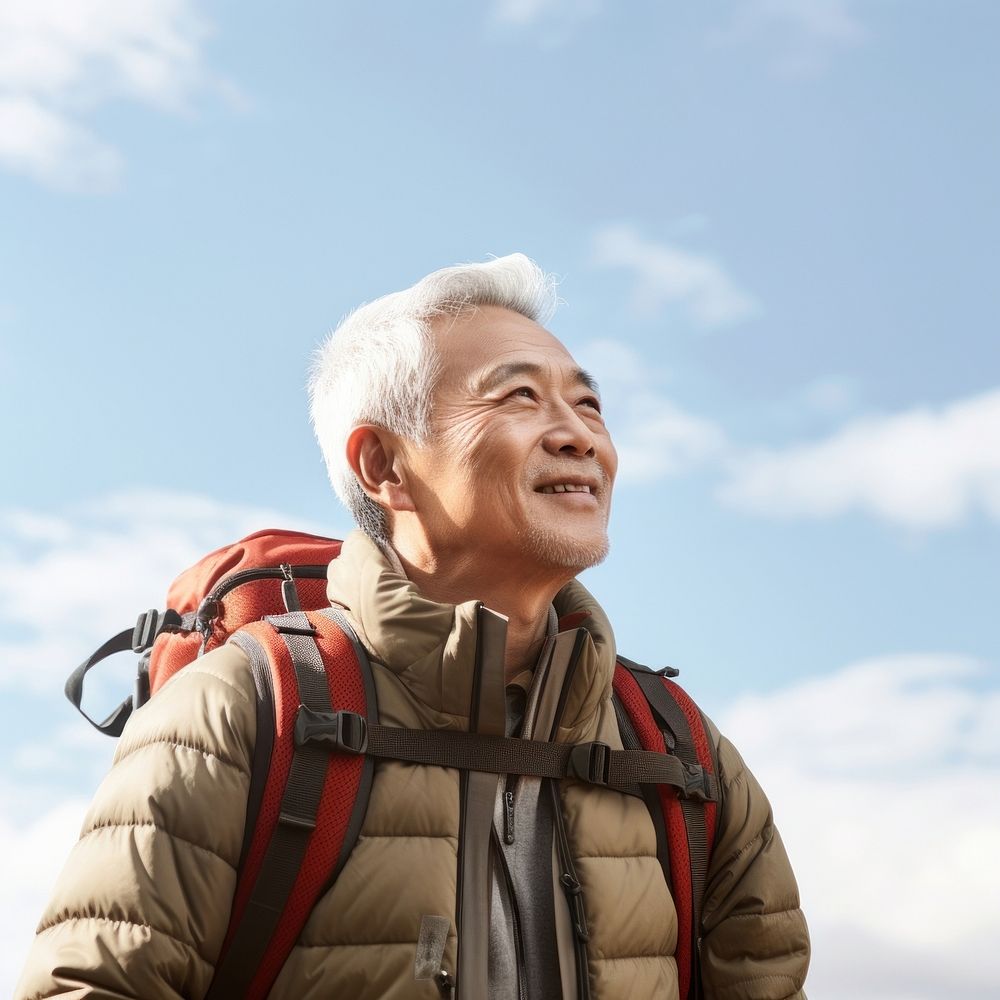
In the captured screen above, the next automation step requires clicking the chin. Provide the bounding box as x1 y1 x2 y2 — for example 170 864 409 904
520 524 610 573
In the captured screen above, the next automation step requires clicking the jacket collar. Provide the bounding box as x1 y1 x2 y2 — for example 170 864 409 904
326 531 617 733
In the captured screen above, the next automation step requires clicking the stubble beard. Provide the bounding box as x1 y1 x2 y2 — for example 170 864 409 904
519 463 614 573
521 520 611 572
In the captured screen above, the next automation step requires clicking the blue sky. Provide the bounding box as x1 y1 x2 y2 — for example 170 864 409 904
1 2 998 997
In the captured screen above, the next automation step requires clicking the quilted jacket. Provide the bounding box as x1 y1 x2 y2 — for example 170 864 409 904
17 531 810 999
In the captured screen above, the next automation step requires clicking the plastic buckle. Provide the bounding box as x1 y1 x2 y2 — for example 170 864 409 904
682 762 713 802
568 741 611 786
335 711 368 754
132 608 182 653
294 706 368 754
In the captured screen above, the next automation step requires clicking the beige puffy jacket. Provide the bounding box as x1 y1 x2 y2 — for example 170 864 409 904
17 532 809 1000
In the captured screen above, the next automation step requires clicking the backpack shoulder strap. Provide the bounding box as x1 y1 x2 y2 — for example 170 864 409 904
612 658 720 1000
205 606 376 1000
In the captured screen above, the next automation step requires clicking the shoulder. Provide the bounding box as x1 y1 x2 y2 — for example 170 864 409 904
113 639 257 777
700 712 752 797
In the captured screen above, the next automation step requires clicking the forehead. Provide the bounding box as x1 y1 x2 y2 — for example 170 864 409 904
430 304 580 388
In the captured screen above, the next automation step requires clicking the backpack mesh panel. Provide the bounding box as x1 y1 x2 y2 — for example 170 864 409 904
613 664 693 1000
251 613 368 996
224 622 300 943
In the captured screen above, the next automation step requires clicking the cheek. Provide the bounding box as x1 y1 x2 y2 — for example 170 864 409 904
604 438 619 483
437 412 484 468
442 418 522 479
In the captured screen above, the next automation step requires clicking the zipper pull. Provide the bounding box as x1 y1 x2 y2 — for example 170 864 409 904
503 789 515 844
435 970 455 998
279 563 301 612
560 872 590 942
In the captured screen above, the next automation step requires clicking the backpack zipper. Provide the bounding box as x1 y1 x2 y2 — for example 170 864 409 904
207 564 329 602
194 564 329 635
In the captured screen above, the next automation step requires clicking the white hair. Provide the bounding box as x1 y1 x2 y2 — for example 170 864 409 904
307 253 560 544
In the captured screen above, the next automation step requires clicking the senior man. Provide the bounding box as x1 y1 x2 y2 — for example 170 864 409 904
19 255 809 1000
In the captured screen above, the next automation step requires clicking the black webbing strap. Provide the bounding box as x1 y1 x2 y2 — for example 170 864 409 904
230 632 277 874
64 628 135 736
64 608 192 737
294 708 718 801
206 611 334 1000
629 667 715 1000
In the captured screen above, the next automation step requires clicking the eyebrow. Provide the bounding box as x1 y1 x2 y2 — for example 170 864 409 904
470 360 600 396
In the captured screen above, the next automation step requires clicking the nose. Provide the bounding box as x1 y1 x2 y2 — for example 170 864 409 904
542 401 598 458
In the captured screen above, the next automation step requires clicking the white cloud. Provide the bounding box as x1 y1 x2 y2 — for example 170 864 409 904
0 796 91 995
0 488 343 694
719 387 1000 528
716 0 869 77
0 96 122 190
575 329 994 531
591 224 759 329
575 338 726 483
718 654 1000 999
0 0 227 190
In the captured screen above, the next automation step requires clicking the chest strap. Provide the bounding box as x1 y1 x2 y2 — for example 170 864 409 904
294 705 718 801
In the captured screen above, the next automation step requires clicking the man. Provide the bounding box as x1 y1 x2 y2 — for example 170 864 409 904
18 254 809 999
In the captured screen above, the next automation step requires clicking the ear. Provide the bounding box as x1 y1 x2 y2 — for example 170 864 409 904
345 425 416 513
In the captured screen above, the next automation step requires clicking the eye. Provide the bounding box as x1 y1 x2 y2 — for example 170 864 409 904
509 386 537 401
578 395 602 414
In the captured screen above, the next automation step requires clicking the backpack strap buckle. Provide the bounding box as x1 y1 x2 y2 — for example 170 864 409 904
682 761 715 802
568 741 611 786
294 705 368 755
132 608 183 653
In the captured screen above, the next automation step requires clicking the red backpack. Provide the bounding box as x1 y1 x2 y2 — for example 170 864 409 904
67 529 720 1000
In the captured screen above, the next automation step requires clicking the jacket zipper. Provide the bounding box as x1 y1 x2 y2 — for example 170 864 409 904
492 828 527 1000
503 778 517 844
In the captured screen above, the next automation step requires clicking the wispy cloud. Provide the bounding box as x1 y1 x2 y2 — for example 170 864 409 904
0 0 231 190
575 338 726 483
490 0 601 38
720 654 1000 997
591 224 759 329
0 489 338 694
719 387 1000 528
578 319 996 531
715 0 869 77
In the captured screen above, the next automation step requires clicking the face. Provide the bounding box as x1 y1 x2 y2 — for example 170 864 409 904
398 305 618 576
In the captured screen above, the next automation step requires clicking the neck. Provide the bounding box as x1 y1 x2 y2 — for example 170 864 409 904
391 538 570 682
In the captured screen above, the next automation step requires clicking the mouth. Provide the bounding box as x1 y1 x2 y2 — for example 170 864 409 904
534 480 599 496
